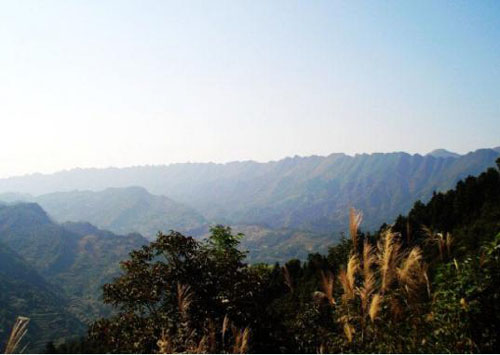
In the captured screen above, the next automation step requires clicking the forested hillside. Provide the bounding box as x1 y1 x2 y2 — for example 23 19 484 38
0 243 85 352
0 149 497 235
50 158 500 353
1 157 499 353
0 204 147 313
34 187 207 239
0 204 148 352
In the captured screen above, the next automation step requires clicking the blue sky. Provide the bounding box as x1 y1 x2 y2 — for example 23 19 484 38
0 1 499 177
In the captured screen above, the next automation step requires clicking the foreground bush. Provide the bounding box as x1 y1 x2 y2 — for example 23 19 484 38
88 226 273 353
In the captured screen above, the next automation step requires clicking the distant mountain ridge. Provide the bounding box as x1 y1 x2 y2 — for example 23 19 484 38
0 187 207 240
33 186 207 240
0 148 498 237
426 149 461 158
0 189 322 262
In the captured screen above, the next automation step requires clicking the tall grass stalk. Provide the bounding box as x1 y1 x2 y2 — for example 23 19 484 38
4 316 29 354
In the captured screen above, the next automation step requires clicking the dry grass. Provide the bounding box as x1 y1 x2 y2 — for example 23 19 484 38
282 265 293 293
368 294 382 323
359 241 377 312
339 254 359 303
397 247 424 295
319 270 336 305
379 230 401 293
232 327 250 354
343 322 355 343
157 314 251 354
193 335 208 353
362 241 376 280
316 209 429 346
177 283 192 318
4 316 29 354
207 319 216 353
423 226 452 260
347 254 359 288
157 284 252 354
349 208 363 250
157 329 173 354
358 272 375 314
222 314 230 347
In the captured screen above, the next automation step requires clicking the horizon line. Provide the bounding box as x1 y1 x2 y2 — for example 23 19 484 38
2 146 499 180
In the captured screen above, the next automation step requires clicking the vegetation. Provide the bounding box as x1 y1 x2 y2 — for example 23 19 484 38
0 205 148 352
0 242 84 352
2 157 500 353
48 158 498 353
1 149 498 263
4 316 30 354
85 226 280 353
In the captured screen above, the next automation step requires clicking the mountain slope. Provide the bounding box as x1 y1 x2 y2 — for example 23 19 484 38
34 187 206 240
233 225 335 263
0 149 498 237
0 242 85 352
393 158 500 250
0 203 148 323
158 149 500 233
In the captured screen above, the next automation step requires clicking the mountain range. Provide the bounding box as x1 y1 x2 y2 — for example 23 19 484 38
0 203 148 352
0 148 498 239
34 187 206 238
0 147 499 351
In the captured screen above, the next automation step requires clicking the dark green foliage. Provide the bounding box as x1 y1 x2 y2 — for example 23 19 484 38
4 157 500 353
73 155 500 352
0 204 149 351
0 242 85 353
44 337 104 354
428 233 500 352
247 161 500 353
392 161 500 258
87 226 279 353
0 204 148 320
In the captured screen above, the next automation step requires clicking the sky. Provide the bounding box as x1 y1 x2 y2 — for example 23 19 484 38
0 0 499 177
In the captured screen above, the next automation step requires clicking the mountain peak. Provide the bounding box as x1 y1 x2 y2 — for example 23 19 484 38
0 203 52 227
426 149 460 158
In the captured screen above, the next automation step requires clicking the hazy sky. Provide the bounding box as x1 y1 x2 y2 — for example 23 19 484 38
1 1 499 177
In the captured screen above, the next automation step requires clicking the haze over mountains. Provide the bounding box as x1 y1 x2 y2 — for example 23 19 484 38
35 187 206 238
1 148 498 224
426 149 461 158
0 147 498 262
0 147 499 351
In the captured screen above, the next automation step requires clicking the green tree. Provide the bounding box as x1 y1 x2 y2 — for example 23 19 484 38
87 228 269 353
